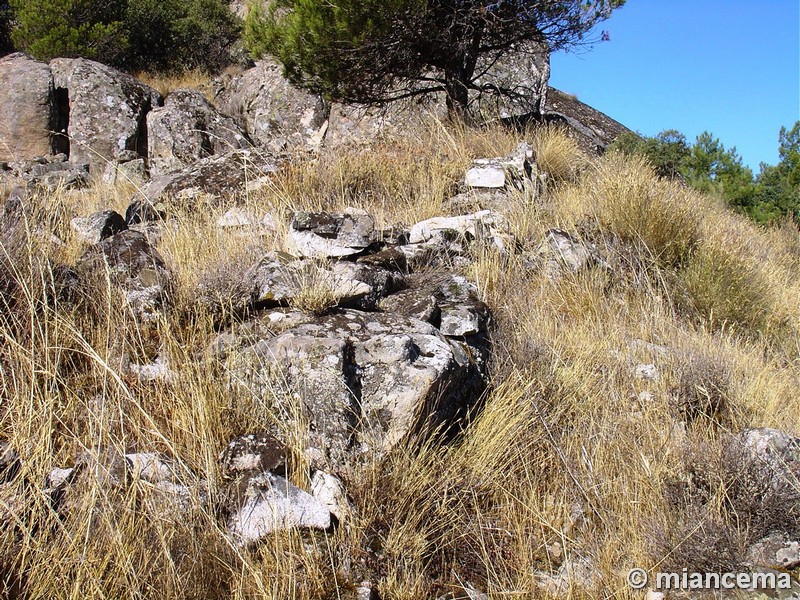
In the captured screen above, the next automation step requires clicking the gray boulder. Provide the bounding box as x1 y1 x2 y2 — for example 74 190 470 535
225 309 487 467
137 149 278 206
0 53 59 161
70 210 127 244
215 59 329 151
50 58 161 177
76 229 172 320
747 533 800 570
147 89 250 176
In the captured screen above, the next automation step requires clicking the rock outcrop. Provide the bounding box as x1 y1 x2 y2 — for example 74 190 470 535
147 89 250 176
76 229 172 320
50 58 162 177
0 53 59 161
215 59 329 151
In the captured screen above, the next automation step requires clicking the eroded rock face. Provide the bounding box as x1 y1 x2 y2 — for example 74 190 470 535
148 89 250 176
0 53 58 161
220 433 288 476
225 306 488 468
50 58 162 177
215 59 329 151
136 149 278 206
288 209 376 259
76 229 172 319
70 210 127 244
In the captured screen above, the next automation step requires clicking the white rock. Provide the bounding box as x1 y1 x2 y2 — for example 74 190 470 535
635 363 659 381
124 453 178 483
311 470 350 521
465 165 506 188
229 473 331 544
408 210 506 244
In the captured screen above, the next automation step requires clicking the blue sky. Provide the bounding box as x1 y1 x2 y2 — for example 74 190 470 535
549 0 799 172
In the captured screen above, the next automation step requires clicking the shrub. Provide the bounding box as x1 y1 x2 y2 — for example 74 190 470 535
125 0 241 73
582 153 702 270
9 0 128 65
9 0 241 73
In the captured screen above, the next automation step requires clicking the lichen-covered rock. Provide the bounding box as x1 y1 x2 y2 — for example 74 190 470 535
0 53 58 161
220 433 288 476
50 58 161 177
136 149 278 206
747 533 800 570
537 229 609 277
288 209 375 259
225 309 487 467
76 229 172 319
148 89 250 176
215 59 328 151
408 210 507 245
466 144 534 192
70 210 127 244
311 471 350 521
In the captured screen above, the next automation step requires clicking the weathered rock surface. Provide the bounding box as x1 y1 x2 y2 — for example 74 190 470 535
311 470 350 521
220 432 288 476
229 473 331 544
148 89 250 176
225 307 488 468
536 229 609 277
740 427 800 471
747 533 800 570
70 210 127 244
50 58 161 177
0 53 59 161
76 229 172 319
215 60 329 151
464 143 533 191
136 149 278 205
288 209 376 259
0 154 89 191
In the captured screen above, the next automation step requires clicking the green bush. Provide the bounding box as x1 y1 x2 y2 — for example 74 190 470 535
0 1 13 56
8 0 241 73
125 0 241 73
10 0 128 64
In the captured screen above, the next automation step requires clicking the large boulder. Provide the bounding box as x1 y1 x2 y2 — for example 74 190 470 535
224 308 488 468
50 58 162 177
215 60 329 151
471 41 550 119
147 89 250 176
0 53 59 161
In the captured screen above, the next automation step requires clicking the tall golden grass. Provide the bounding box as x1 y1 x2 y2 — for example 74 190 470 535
0 123 799 598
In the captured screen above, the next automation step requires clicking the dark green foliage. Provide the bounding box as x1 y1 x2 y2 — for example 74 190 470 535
0 1 13 56
8 0 241 73
9 0 128 64
245 0 626 117
126 0 241 73
611 123 800 226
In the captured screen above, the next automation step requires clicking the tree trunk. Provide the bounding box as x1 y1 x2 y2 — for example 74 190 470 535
444 66 470 121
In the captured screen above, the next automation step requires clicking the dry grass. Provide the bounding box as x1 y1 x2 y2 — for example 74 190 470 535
1 123 800 598
135 69 219 102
